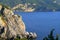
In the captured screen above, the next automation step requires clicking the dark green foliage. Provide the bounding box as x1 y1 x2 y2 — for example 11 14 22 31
43 37 48 40
14 38 28 40
0 13 2 16
0 3 11 9
43 29 59 40
14 35 35 40
56 35 59 40
0 0 60 11
48 29 55 40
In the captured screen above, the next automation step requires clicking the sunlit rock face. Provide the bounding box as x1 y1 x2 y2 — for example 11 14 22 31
0 5 37 39
0 5 26 38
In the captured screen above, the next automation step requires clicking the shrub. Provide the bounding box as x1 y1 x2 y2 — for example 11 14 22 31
14 38 28 40
43 29 59 40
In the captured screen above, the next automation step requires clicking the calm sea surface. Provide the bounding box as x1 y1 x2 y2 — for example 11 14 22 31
15 12 60 40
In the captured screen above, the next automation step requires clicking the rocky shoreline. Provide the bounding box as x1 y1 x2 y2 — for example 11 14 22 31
0 4 37 40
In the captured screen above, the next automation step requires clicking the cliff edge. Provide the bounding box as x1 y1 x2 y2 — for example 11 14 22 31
0 4 26 38
0 5 37 40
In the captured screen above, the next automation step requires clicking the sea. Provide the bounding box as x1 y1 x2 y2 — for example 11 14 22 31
15 12 60 40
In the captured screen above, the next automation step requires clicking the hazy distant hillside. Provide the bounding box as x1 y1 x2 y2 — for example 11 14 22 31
0 0 60 12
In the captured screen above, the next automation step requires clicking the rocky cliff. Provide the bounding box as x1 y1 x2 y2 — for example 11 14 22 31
0 5 26 38
0 5 37 40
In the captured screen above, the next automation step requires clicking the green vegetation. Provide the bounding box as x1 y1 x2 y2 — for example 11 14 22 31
15 38 28 40
0 37 35 40
14 35 35 40
0 0 60 11
0 13 2 16
14 37 36 40
43 29 59 40
0 3 11 9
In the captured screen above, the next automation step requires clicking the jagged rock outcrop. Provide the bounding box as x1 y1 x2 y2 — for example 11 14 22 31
0 5 37 39
0 5 26 39
12 3 35 12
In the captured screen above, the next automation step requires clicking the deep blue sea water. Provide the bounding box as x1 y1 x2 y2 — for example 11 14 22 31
15 12 60 40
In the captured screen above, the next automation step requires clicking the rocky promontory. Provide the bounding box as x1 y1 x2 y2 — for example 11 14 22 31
0 4 37 40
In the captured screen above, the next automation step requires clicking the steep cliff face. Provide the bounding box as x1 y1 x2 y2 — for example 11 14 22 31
0 5 37 40
0 5 26 38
